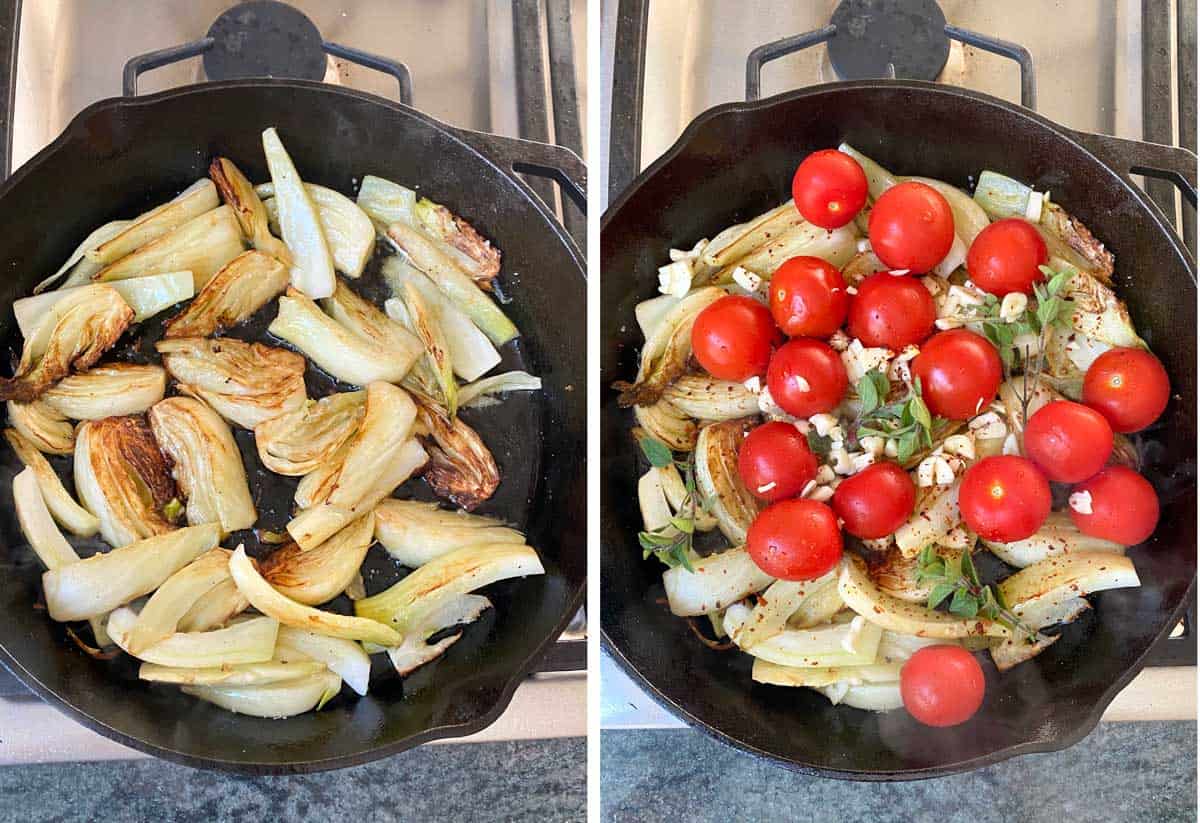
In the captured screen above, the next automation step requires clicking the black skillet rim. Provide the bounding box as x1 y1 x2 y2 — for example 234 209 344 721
0 78 586 773
600 77 1197 781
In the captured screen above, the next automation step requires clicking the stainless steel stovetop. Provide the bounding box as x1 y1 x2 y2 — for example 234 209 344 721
0 0 586 764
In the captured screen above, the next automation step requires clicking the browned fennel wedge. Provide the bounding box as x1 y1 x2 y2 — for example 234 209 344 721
694 418 762 544
15 271 194 336
7 399 74 454
93 205 245 289
208 157 292 265
149 397 257 534
41 363 166 420
74 415 181 547
412 399 500 511
662 546 774 617
253 390 366 476
163 250 290 338
156 337 307 430
176 577 249 633
229 545 401 645
260 513 375 605
0 284 133 402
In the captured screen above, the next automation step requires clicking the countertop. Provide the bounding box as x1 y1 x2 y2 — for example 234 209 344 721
601 723 1195 822
0 736 585 822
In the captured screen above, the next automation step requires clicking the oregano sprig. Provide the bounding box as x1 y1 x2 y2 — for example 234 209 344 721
855 374 942 463
637 436 708 572
916 546 1038 643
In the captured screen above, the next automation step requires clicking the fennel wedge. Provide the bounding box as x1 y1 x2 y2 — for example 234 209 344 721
260 513 375 605
41 363 166 420
88 179 221 265
269 286 422 386
209 157 292 265
93 205 245 289
229 545 402 646
262 127 336 298
163 250 289 338
74 415 181 547
373 499 524 567
43 523 220 621
0 284 133 402
157 337 307 430
258 180 375 278
149 397 257 534
254 390 366 476
5 428 99 536
413 399 500 510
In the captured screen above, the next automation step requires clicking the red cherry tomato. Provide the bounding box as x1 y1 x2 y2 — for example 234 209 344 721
959 455 1052 543
769 256 849 338
900 645 986 727
1082 347 1170 433
690 295 782 381
791 149 868 230
868 181 956 273
846 273 937 350
966 218 1048 296
1023 400 1113 483
746 498 843 581
1070 465 1159 545
831 461 916 539
766 338 848 418
738 421 819 502
911 329 1003 421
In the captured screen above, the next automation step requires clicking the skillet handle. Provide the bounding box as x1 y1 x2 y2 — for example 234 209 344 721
450 129 587 215
1068 130 1198 209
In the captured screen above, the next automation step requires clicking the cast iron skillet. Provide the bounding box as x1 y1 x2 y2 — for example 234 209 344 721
0 79 586 773
601 80 1197 780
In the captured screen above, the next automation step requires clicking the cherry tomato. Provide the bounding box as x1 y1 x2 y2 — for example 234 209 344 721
791 149 868 230
738 421 819 502
959 455 1052 543
746 498 843 581
868 181 956 273
769 256 849 338
766 338 848 418
1023 400 1113 483
1070 465 1159 546
900 645 986 727
1082 347 1170 433
690 295 782 381
911 329 1003 421
831 461 916 539
966 218 1048 296
846 272 937 350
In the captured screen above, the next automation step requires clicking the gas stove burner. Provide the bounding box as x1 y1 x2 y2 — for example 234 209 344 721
203 0 327 82
827 0 951 82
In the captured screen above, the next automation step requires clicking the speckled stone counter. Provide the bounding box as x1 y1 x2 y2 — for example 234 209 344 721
601 723 1195 822
0 737 585 822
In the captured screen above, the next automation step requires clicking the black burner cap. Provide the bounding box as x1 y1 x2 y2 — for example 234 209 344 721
828 0 950 82
203 1 326 82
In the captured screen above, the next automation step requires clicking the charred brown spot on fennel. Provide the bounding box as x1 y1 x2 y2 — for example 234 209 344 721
636 437 712 572
915 546 1037 643
208 158 293 267
413 399 500 511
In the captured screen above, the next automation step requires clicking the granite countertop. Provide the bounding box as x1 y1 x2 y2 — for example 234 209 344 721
602 723 1195 823
0 738 585 822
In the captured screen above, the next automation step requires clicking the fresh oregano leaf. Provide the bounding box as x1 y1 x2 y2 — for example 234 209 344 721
639 436 674 468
